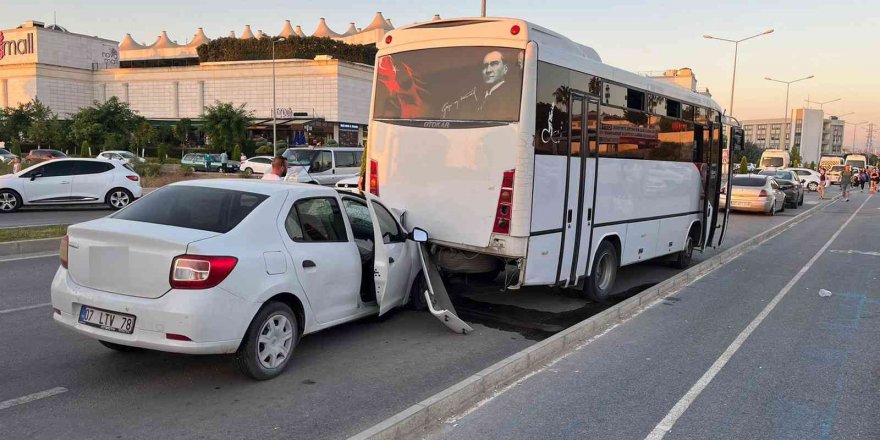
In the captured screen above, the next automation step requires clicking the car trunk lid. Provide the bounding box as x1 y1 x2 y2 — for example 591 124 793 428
66 218 220 298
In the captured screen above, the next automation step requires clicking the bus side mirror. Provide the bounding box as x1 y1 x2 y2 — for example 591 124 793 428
730 127 745 152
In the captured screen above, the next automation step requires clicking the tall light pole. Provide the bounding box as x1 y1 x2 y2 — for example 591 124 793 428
703 28 774 117
272 36 287 157
765 75 814 150
481 0 486 17
846 121 867 152
805 97 840 110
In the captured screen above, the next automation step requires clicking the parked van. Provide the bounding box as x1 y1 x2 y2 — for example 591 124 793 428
759 149 790 169
282 147 363 185
819 156 844 170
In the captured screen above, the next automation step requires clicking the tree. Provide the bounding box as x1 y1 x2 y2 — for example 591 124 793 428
739 156 748 174
790 145 802 168
26 99 55 148
732 141 763 166
48 119 70 151
232 144 241 162
203 101 252 153
79 141 90 158
173 118 193 147
0 102 34 144
808 161 816 170
131 119 157 153
70 97 141 149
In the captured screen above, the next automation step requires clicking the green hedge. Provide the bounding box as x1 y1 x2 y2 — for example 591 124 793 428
197 36 378 65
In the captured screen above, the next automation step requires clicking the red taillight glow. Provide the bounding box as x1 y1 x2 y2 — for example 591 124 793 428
493 169 515 235
166 333 192 341
53 308 61 315
385 35 392 44
369 160 379 196
169 255 238 290
510 25 521 35
60 235 69 269
126 175 139 182
758 189 769 198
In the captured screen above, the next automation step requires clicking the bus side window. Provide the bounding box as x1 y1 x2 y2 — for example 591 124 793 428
534 62 569 156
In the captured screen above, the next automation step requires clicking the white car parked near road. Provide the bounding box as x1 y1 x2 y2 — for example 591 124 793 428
51 180 432 379
239 156 274 175
784 167 822 191
96 150 147 165
0 158 142 213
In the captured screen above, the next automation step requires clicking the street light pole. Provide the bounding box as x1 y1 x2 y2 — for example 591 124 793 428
805 98 841 110
481 0 486 17
703 28 774 117
847 121 867 152
272 37 287 157
765 75 814 150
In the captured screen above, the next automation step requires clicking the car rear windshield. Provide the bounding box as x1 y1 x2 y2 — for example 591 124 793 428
112 186 269 233
732 176 767 187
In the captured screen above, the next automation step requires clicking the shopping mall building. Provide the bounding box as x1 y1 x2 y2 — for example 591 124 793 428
0 13 412 146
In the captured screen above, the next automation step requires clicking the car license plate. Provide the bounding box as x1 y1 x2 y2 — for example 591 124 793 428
78 305 136 334
732 201 751 207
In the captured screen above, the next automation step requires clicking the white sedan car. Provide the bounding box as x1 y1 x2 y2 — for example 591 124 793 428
0 158 143 213
52 180 431 380
96 150 147 165
239 156 274 175
784 167 822 191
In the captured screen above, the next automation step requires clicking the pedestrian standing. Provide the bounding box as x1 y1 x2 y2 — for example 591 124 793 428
818 167 827 199
261 156 287 181
11 156 22 174
870 168 879 194
858 168 868 192
204 154 212 172
840 165 852 202
220 151 228 173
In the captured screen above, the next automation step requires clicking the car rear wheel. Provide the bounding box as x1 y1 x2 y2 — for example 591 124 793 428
0 189 22 213
582 240 618 302
106 188 133 210
407 272 429 311
808 182 818 191
244 167 253 174
236 301 298 380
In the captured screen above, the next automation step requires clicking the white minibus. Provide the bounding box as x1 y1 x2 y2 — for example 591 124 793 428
759 149 790 169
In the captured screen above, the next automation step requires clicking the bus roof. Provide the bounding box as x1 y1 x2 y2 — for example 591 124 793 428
384 17 723 114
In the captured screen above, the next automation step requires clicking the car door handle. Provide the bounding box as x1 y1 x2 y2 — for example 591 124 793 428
302 260 316 268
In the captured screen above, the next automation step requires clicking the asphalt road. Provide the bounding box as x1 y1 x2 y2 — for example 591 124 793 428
0 192 825 439
0 189 156 228
427 192 879 440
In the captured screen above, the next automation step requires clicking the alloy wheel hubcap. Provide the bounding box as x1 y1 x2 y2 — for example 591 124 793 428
110 192 129 208
257 314 293 369
0 193 16 211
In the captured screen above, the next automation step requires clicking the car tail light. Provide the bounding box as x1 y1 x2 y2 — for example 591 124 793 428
126 175 139 182
170 255 238 290
166 333 192 341
369 160 379 196
493 169 515 234
758 190 768 198
60 235 69 269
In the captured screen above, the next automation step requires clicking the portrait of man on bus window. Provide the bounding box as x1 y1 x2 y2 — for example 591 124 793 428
478 50 520 116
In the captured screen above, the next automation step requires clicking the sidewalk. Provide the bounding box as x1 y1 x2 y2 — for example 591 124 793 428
427 192 880 440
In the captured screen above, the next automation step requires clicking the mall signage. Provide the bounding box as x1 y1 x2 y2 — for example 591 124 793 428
0 31 36 61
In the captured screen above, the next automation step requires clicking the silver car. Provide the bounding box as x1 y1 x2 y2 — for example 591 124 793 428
283 147 363 185
720 175 786 215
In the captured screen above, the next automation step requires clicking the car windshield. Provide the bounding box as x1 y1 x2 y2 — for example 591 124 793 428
284 149 317 166
112 186 269 233
50 151 66 157
732 176 767 187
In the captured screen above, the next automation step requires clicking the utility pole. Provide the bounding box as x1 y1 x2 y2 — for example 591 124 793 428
481 0 487 17
865 123 875 155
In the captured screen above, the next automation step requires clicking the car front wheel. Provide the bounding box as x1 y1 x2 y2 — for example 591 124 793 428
0 189 22 213
236 302 298 380
808 182 818 191
106 188 133 210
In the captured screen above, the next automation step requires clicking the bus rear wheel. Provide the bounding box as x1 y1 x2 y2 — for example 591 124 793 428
582 241 618 302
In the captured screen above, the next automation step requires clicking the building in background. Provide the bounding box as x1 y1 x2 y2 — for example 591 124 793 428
741 108 845 165
0 12 421 146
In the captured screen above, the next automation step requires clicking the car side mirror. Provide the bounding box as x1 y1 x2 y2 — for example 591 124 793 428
30 173 41 181
408 227 429 243
800 179 806 183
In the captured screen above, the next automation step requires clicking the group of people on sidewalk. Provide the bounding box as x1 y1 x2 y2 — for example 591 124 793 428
821 165 880 202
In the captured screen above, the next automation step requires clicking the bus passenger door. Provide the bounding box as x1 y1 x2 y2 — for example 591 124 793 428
557 94 590 287
717 126 742 246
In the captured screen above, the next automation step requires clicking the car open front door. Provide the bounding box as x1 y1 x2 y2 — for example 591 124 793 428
364 195 407 316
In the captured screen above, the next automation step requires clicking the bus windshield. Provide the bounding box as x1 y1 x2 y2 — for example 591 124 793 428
373 46 525 122
761 157 784 167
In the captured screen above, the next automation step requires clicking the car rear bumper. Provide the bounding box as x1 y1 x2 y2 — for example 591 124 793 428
51 267 254 354
725 198 774 212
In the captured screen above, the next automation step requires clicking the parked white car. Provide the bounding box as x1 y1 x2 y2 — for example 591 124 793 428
784 167 821 191
283 147 363 185
0 158 142 213
96 150 147 165
51 180 431 380
0 148 16 163
240 156 274 175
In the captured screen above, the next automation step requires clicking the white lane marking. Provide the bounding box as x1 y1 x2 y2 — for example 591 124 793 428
645 195 870 440
0 303 51 315
0 252 59 263
0 387 68 411
829 249 880 257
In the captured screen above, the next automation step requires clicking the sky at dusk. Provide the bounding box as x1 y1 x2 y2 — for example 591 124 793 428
7 0 879 148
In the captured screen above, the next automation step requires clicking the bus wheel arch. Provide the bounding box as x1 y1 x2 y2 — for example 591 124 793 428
672 222 700 270
582 235 620 302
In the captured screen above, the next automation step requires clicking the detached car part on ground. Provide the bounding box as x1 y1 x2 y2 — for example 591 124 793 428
51 180 467 380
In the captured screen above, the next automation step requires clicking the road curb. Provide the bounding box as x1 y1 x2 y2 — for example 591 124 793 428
0 237 63 258
347 196 838 440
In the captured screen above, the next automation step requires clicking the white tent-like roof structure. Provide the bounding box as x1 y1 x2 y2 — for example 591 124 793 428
363 12 393 32
120 33 146 50
294 25 306 37
279 20 296 38
239 25 255 39
312 18 341 38
186 28 210 48
342 22 359 36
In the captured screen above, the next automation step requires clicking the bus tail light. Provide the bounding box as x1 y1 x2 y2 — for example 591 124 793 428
493 169 515 235
369 160 379 196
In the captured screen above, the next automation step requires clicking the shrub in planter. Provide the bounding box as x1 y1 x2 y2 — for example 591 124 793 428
181 166 194 176
133 162 162 177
